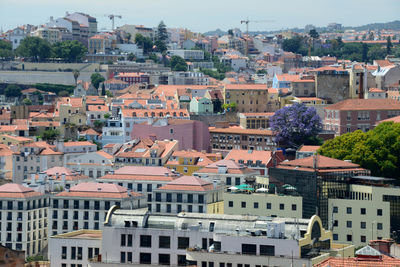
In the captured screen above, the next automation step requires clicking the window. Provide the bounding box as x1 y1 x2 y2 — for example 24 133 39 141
137 184 142 192
198 195 204 204
347 221 352 228
292 204 297 211
260 245 275 256
266 203 271 209
62 246 67 259
159 254 170 265
377 209 383 216
78 247 82 260
242 244 256 255
188 194 193 203
377 223 383 230
178 237 189 249
361 222 366 229
156 193 161 202
127 234 133 247
120 252 126 263
279 203 284 210
198 206 204 213
333 206 338 213
228 201 233 207
121 234 126 246
177 194 182 203
140 253 151 264
127 252 132 263
147 184 152 192
235 178 240 186
361 235 366 243
241 202 246 208
226 177 231 185
71 247 76 260
254 202 259 209
178 255 186 266
347 235 352 242
361 208 366 215
333 234 338 241
140 235 152 248
159 236 171 249
167 204 171 213
346 207 352 214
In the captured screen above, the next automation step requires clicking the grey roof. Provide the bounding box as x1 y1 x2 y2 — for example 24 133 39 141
355 245 381 256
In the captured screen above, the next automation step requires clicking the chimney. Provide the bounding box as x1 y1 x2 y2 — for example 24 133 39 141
31 173 36 185
359 72 364 99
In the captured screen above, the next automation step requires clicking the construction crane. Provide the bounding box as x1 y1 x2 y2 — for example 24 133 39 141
240 18 275 55
105 14 122 30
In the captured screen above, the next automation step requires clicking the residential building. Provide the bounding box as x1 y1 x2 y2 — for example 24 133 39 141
49 182 145 236
223 190 302 218
0 144 14 180
312 66 350 104
56 141 98 164
49 230 102 267
165 150 221 175
168 49 204 60
78 128 101 143
131 119 210 152
88 33 116 54
101 119 124 146
6 27 27 50
0 245 25 267
103 78 129 92
224 84 280 113
296 145 320 159
209 125 277 155
268 155 370 228
89 209 345 266
0 134 31 147
31 27 61 44
189 97 213 114
86 104 110 127
323 99 400 136
65 12 97 37
116 72 150 85
114 139 178 167
238 112 274 129
225 149 284 176
366 87 387 99
12 142 63 183
194 159 260 186
150 175 224 214
220 54 248 71
65 150 114 178
373 65 400 89
0 184 49 257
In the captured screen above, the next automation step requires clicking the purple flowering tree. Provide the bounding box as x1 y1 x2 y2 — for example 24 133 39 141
270 103 323 148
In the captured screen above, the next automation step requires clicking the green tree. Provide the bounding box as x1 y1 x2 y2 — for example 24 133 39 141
41 129 60 142
134 34 153 54
101 83 106 96
52 40 87 62
154 40 167 53
228 29 234 36
319 122 400 179
125 32 132 43
387 36 393 55
93 120 103 128
282 37 303 54
72 69 80 85
4 84 22 98
105 90 113 97
16 37 51 61
367 45 386 61
155 21 168 53
170 56 187 71
104 113 111 119
127 53 136 61
58 90 70 97
309 29 319 39
90 73 105 89
0 39 13 59
22 98 32 105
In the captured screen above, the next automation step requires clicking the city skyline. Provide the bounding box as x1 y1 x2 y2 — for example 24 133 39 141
1 0 399 33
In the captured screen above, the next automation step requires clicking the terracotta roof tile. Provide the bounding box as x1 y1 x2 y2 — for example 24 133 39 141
209 126 275 136
0 183 43 198
325 99 400 111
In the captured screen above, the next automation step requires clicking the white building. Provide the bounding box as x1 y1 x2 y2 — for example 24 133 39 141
88 209 337 267
6 27 27 50
66 150 114 178
49 182 146 236
168 50 204 60
49 230 102 267
0 183 49 257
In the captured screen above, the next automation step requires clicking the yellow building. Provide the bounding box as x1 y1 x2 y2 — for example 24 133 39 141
224 84 280 113
0 144 14 179
0 134 32 147
165 150 222 175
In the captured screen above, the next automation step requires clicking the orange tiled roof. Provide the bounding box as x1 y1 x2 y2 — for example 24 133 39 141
56 182 141 199
325 99 400 111
225 149 273 165
88 105 109 112
225 84 267 90
157 176 214 191
63 141 96 147
0 183 43 198
209 126 275 136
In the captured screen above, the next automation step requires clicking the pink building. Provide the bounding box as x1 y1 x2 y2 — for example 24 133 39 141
131 119 210 152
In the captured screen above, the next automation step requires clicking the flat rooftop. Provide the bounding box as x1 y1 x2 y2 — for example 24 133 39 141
51 230 102 240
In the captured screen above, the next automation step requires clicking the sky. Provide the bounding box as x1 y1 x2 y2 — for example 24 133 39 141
1 0 399 33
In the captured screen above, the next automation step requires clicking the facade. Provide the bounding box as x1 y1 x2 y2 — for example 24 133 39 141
194 159 260 186
366 87 387 99
65 12 98 37
295 145 320 159
168 49 204 60
0 184 49 257
88 33 116 54
49 230 102 267
6 27 27 50
313 66 350 104
116 72 150 85
12 142 63 183
209 125 277 155
323 99 400 136
103 78 129 91
150 175 224 214
89 209 337 267
49 182 145 236
223 191 302 218
31 27 61 44
65 150 114 178
189 97 213 114
131 119 210 152
224 84 280 113
238 112 274 129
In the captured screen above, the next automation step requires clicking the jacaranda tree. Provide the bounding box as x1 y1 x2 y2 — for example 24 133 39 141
270 103 323 148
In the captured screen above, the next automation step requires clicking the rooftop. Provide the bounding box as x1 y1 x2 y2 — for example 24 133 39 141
0 183 43 198
325 99 400 111
51 229 102 240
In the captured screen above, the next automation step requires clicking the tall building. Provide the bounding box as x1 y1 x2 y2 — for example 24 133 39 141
0 184 49 257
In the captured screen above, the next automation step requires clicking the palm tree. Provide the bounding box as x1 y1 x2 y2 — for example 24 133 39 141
73 69 80 86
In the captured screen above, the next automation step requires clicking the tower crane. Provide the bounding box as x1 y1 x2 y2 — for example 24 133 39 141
240 18 275 55
105 14 122 30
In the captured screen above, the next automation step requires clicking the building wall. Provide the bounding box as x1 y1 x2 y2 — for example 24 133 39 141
315 73 349 104
223 192 302 218
224 88 279 113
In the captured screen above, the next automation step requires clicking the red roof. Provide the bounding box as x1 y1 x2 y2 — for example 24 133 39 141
115 166 174 176
315 255 400 267
0 183 43 198
225 84 267 90
63 141 96 147
209 126 275 136
157 176 214 191
325 99 400 111
56 182 142 198
225 149 273 166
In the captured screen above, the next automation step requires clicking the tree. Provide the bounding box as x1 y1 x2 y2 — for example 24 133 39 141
72 69 80 85
90 73 105 89
319 122 400 179
41 129 60 142
228 29 234 36
367 45 386 61
387 36 393 55
104 113 111 119
155 21 168 53
4 84 22 98
52 40 87 62
16 37 51 61
134 34 153 54
93 120 103 128
105 90 113 97
170 56 187 71
58 90 70 97
309 29 319 39
154 40 167 53
282 37 303 54
101 83 106 96
270 103 322 148
127 53 136 61
125 32 132 43
22 98 32 105
0 39 13 59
